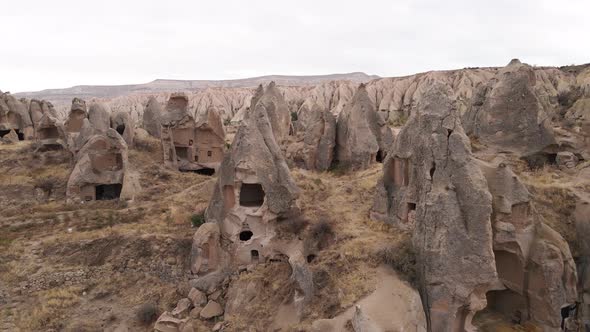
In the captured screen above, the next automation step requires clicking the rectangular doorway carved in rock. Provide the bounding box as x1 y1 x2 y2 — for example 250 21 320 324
239 183 265 207
95 183 122 200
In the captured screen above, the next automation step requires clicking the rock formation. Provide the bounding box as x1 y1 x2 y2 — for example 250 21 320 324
197 82 311 318
286 102 336 171
66 129 138 203
64 97 88 134
110 111 134 146
248 82 292 145
161 93 224 174
372 82 578 330
463 59 556 155
479 160 578 329
0 91 34 140
335 84 393 170
88 102 111 133
143 96 162 138
35 113 70 151
29 99 57 129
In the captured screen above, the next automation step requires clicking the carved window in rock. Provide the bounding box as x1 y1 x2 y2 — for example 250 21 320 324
38 126 59 140
510 203 531 230
239 230 253 241
95 183 122 200
239 183 265 207
389 158 410 186
251 250 259 263
175 146 189 160
115 124 125 135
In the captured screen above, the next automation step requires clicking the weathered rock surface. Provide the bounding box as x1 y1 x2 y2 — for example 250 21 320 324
187 287 207 307
463 59 556 154
66 129 136 203
143 96 162 138
110 111 134 146
480 160 578 329
248 82 291 144
372 82 578 330
29 99 57 128
0 91 34 140
35 113 70 151
199 300 223 319
190 223 223 275
154 311 187 332
65 97 88 133
287 102 336 171
335 84 392 170
88 102 111 133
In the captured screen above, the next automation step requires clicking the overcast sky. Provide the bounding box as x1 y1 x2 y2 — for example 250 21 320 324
1 0 588 92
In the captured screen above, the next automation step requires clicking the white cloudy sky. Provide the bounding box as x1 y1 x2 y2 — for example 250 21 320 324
1 0 588 92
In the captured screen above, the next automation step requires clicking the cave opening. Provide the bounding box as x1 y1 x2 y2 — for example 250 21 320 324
95 183 122 200
195 168 215 176
239 230 253 241
239 183 265 207
376 149 384 163
251 250 259 263
116 124 125 135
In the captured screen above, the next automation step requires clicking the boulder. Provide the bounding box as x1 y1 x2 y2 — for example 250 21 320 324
352 305 382 332
88 102 111 133
199 300 223 319
35 113 70 151
143 96 162 138
0 92 34 140
1 129 18 143
187 287 207 307
171 298 192 318
556 151 579 169
190 223 223 275
154 311 186 332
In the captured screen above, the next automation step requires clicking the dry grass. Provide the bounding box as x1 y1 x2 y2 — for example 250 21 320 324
17 286 84 331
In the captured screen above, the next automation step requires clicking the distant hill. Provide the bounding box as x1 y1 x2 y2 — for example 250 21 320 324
15 72 379 103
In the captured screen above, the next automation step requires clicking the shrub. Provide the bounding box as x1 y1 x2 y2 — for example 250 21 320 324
190 213 205 228
557 87 582 108
309 220 334 245
134 136 159 152
224 118 232 126
34 177 59 198
136 303 158 325
388 113 408 127
377 236 417 286
280 215 309 235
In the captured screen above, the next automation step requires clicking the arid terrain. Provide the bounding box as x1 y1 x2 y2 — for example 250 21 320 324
1 60 589 332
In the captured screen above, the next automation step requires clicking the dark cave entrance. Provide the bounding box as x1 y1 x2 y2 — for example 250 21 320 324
95 183 122 200
116 124 125 136
239 183 265 207
195 168 215 176
251 250 259 263
239 230 253 241
376 149 384 163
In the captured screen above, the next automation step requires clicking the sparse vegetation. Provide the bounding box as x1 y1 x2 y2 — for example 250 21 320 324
190 213 205 228
557 87 582 108
136 303 158 325
18 286 83 331
377 235 417 286
388 113 408 127
33 176 59 199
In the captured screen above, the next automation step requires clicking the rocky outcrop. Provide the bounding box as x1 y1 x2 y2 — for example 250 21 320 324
35 113 70 151
0 91 34 140
64 97 88 134
161 93 224 173
143 96 162 138
479 160 578 330
29 99 57 129
248 82 291 144
200 83 311 319
335 84 392 170
88 102 111 133
66 129 138 203
110 111 134 146
463 59 556 154
372 82 578 330
287 102 336 171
